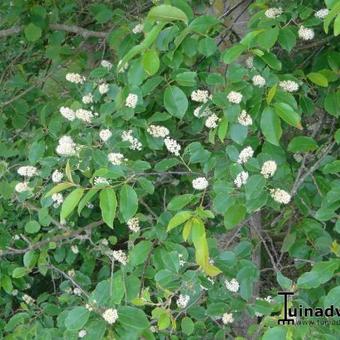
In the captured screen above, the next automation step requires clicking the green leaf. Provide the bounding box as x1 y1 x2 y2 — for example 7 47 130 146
45 182 75 197
324 1 340 33
198 37 217 57
65 307 90 331
266 84 277 105
119 184 138 222
324 91 340 117
167 211 192 231
260 52 281 70
60 188 84 221
28 141 45 164
129 240 152 266
334 13 340 36
324 286 340 308
142 49 160 76
24 23 42 42
224 204 246 230
263 327 287 340
256 26 279 50
147 5 188 24
278 27 296 51
307 72 329 87
218 117 228 142
24 220 41 234
273 103 302 129
118 306 150 330
260 107 282 146
276 272 292 290
78 188 98 215
175 72 197 87
99 188 117 228
222 44 246 64
164 86 188 119
287 136 318 153
181 317 194 335
167 194 194 211
12 267 29 278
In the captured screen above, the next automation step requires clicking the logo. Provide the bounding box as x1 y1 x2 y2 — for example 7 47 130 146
278 291 340 325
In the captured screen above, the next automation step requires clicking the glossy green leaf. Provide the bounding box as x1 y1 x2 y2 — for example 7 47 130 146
99 188 117 228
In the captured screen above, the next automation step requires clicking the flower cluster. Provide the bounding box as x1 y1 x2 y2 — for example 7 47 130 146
177 294 190 309
78 330 87 338
59 107 75 121
56 136 76 157
147 125 169 138
98 83 109 95
252 75 266 87
108 152 126 165
132 23 144 34
112 250 128 265
222 312 234 324
298 26 315 40
52 193 63 208
227 91 243 104
22 294 35 305
52 170 63 183
101 60 113 70
234 171 249 188
164 137 181 156
102 308 118 324
191 89 210 103
270 188 291 204
192 177 209 190
17 166 37 177
66 73 85 84
15 182 30 193
71 245 79 254
237 146 254 164
205 114 220 129
261 160 277 178
193 106 212 118
125 93 138 108
75 108 93 123
94 177 110 186
127 217 140 232
279 80 299 92
238 110 252 126
99 129 112 142
315 8 329 19
82 93 93 104
264 7 282 19
225 278 240 292
121 130 142 150
245 56 254 69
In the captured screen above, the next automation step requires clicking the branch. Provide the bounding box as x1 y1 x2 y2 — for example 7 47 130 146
0 24 109 39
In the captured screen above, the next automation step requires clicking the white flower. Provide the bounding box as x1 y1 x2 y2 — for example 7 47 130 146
12 289 18 296
99 129 112 142
121 130 142 150
71 245 79 254
66 73 85 84
125 93 138 108
85 303 94 311
132 23 144 34
237 146 254 164
315 8 329 19
147 125 169 138
94 177 110 186
102 308 118 324
101 60 113 70
164 137 181 156
73 287 82 296
205 114 220 129
59 106 75 121
56 136 76 157
52 170 63 183
264 7 282 19
238 110 252 126
82 93 93 104
75 109 93 123
225 278 239 292
15 182 30 193
108 152 126 165
101 239 109 246
191 89 210 103
22 294 35 305
193 106 212 118
17 166 37 177
112 250 128 265
52 193 63 208
252 75 266 87
177 294 190 309
298 26 314 41
264 295 273 303
227 91 243 104
67 269 76 277
192 177 209 190
78 330 87 338
279 80 299 92
98 83 109 95
222 312 234 324
261 160 277 178
127 217 140 232
245 56 254 69
270 188 291 204
117 61 128 73
234 171 249 188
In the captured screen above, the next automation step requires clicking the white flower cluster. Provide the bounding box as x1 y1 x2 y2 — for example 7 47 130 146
225 278 239 292
66 73 85 84
245 56 254 68
99 129 112 142
59 107 75 121
237 146 254 164
17 166 38 178
261 160 277 178
67 269 75 277
234 171 249 188
108 152 126 165
127 217 140 232
177 294 190 309
117 61 128 73
132 23 144 34
270 188 291 204
222 312 234 324
101 60 113 70
94 177 110 186
252 75 266 87
22 294 35 305
52 193 63 208
121 130 142 150
264 7 282 19
298 26 315 40
193 106 212 118
205 114 220 129
279 80 299 92
238 110 252 126
112 250 128 265
178 253 185 266
164 137 181 156
73 287 82 296
227 91 243 104
56 136 76 157
71 245 79 254
15 182 30 193
82 93 93 104
52 170 63 183
147 125 169 138
78 330 87 338
125 93 138 108
98 83 109 95
192 177 209 190
191 89 210 103
315 8 329 19
102 308 118 324
75 109 93 123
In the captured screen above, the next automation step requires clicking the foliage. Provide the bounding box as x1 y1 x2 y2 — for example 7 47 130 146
0 0 339 338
